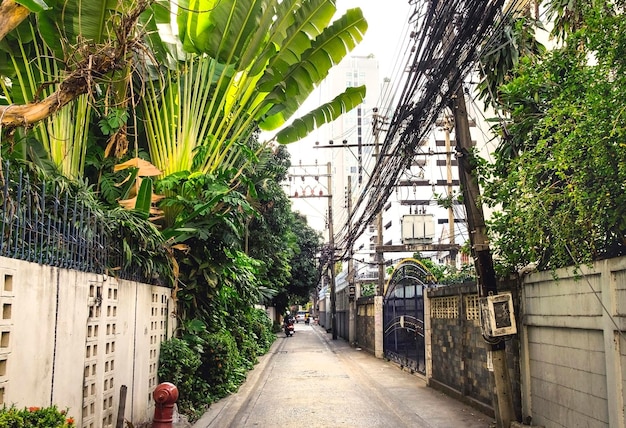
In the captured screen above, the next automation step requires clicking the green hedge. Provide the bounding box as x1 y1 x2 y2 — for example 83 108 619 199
158 308 276 421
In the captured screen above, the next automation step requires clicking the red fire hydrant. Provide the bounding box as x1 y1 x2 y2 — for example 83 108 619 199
152 382 179 428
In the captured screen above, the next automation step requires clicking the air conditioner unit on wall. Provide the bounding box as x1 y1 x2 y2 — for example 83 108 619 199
479 293 517 338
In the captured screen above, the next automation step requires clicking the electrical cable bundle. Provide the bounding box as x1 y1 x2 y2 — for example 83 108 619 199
336 0 508 259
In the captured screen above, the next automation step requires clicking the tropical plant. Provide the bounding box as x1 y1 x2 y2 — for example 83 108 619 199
0 20 91 178
141 0 368 186
282 212 322 304
480 0 626 275
157 337 210 417
476 5 545 110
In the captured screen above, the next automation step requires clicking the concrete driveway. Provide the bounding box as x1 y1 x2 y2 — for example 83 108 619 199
193 323 495 427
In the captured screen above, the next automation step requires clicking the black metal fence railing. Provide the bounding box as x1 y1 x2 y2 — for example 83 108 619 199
0 161 150 283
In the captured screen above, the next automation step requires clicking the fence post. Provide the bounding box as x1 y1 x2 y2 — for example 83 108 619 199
152 382 179 428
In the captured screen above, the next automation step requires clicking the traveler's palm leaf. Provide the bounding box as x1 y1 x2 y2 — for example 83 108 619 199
144 0 367 177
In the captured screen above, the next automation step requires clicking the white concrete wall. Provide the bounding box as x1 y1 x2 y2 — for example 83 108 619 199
0 256 174 428
521 256 626 428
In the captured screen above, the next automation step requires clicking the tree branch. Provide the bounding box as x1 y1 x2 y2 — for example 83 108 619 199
0 0 30 42
0 0 151 131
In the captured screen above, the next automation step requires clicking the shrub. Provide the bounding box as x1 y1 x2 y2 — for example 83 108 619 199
247 308 275 353
200 330 242 398
157 310 276 422
158 338 211 418
0 405 75 427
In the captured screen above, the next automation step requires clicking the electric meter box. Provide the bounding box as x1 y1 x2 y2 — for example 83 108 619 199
401 214 434 244
480 293 517 338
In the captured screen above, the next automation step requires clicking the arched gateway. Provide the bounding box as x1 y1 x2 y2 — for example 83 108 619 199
383 258 436 375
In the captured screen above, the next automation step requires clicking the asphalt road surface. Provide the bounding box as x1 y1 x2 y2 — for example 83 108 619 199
193 322 494 428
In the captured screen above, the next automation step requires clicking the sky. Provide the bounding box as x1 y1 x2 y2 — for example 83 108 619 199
336 1 413 78
281 2 415 232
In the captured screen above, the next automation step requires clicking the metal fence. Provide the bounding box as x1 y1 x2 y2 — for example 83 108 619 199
0 161 148 282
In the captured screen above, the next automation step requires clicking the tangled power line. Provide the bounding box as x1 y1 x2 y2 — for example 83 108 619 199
335 0 507 259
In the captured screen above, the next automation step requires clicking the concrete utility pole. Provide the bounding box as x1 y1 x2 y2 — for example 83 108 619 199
443 116 458 268
451 85 515 428
347 175 357 343
326 162 338 340
373 108 385 296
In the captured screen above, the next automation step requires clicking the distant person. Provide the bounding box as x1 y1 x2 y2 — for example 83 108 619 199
283 312 293 326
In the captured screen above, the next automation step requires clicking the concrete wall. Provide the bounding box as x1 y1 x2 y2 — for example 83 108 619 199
0 256 173 428
356 297 375 354
336 286 349 340
520 257 626 428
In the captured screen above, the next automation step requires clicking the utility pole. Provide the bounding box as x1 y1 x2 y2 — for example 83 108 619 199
326 162 338 340
443 115 458 268
347 175 357 343
451 85 515 427
373 108 385 296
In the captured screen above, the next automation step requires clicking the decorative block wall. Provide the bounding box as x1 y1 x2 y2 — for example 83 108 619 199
0 257 174 427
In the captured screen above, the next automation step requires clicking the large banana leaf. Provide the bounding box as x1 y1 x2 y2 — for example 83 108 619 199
256 0 335 89
178 0 269 68
274 85 366 144
36 0 135 58
143 0 367 179
258 7 367 130
15 0 49 12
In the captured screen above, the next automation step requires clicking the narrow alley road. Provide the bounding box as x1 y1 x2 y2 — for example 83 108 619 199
193 323 494 428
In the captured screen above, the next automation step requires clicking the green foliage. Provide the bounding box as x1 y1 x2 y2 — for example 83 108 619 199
482 0 626 275
157 338 210 417
281 212 323 304
159 309 275 421
409 256 476 285
195 329 243 399
15 1 51 13
97 108 129 136
144 0 368 178
0 405 75 427
360 282 376 297
103 207 172 283
477 13 545 109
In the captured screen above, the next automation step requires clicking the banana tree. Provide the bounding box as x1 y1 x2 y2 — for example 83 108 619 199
0 0 154 178
0 20 91 179
142 0 368 179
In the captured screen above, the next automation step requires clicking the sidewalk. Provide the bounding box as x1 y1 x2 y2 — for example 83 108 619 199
193 323 495 427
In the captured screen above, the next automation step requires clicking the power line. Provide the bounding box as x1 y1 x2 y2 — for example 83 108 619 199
337 0 507 259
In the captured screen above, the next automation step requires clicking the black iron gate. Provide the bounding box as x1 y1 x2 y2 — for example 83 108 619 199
383 258 434 375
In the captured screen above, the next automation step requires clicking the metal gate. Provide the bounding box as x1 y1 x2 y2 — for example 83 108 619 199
383 258 434 375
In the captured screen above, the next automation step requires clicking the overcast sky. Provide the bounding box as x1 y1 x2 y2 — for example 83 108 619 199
281 2 416 233
336 1 413 77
